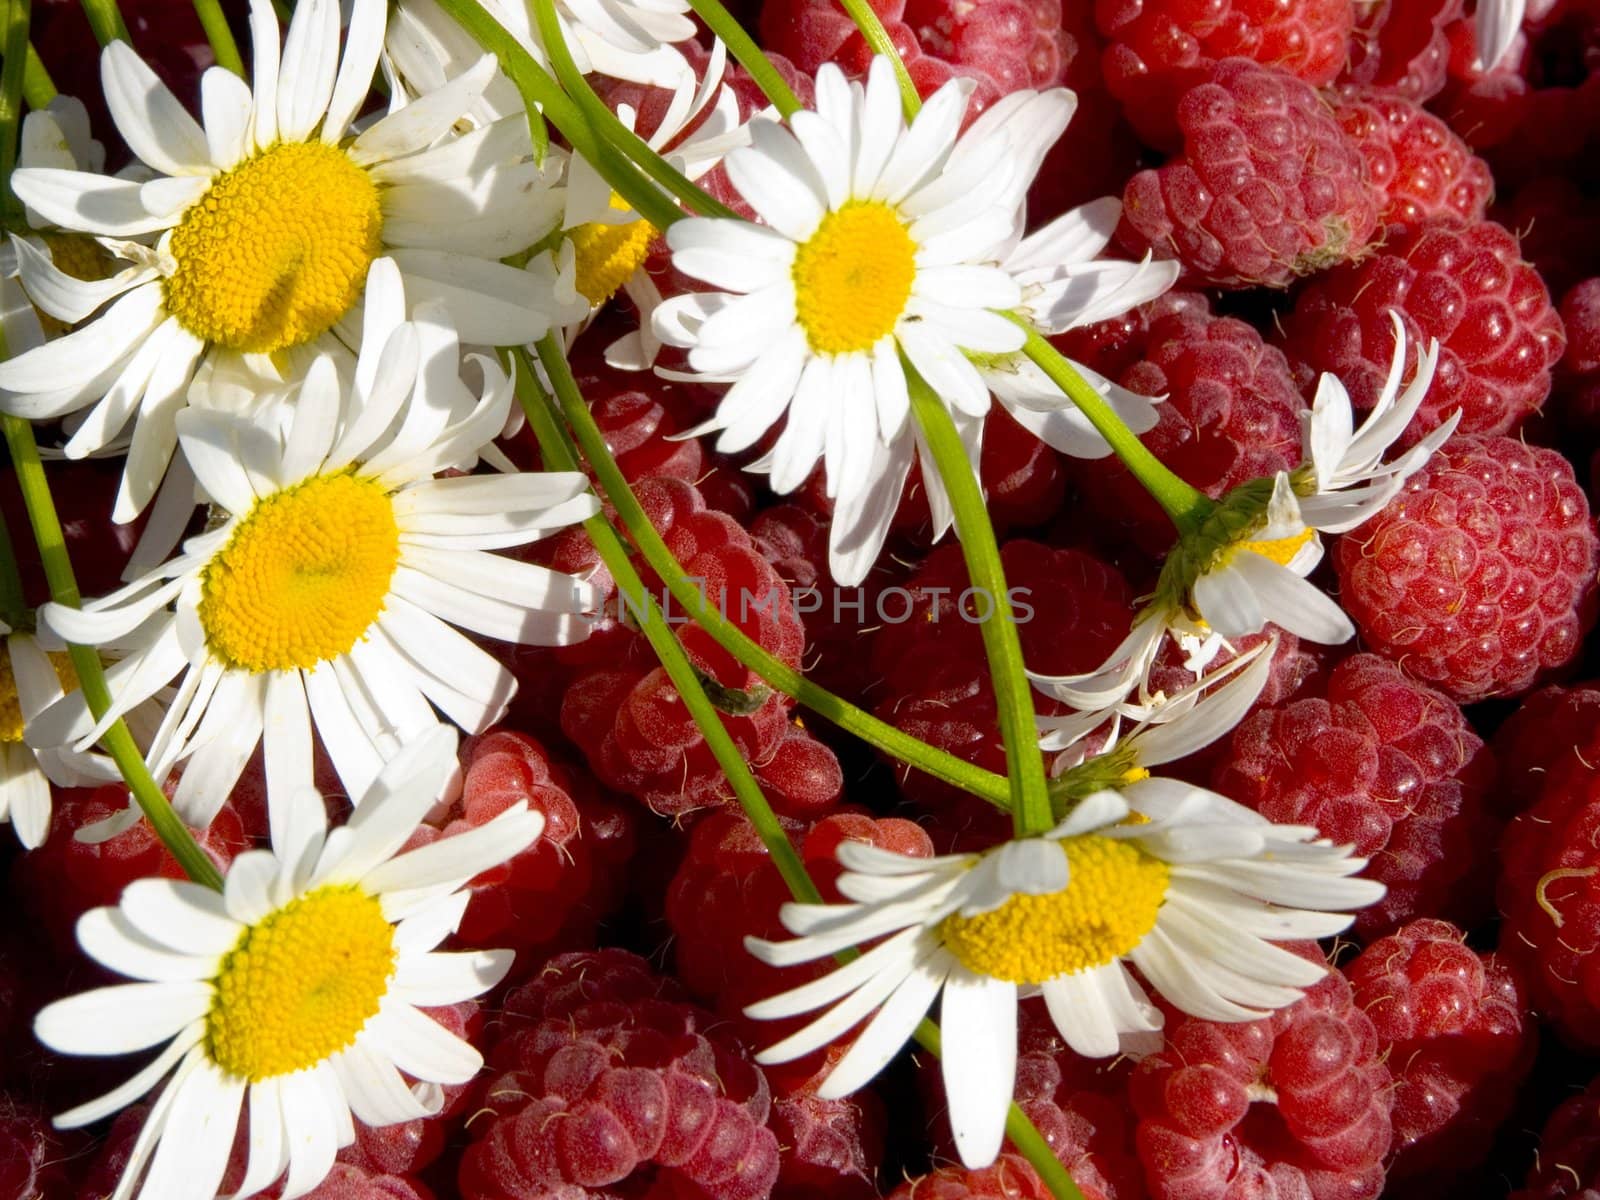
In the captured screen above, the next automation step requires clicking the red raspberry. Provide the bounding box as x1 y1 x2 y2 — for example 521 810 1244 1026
1276 218 1565 446
887 1156 1053 1199
1095 0 1352 149
1333 90 1493 232
1344 919 1536 1181
1130 946 1393 1200
1338 0 1463 101
399 730 637 967
1553 278 1600 441
1211 653 1499 938
1332 434 1599 703
0 1093 84 1199
1495 177 1600 300
1512 1074 1600 1199
1117 59 1380 289
460 950 780 1200
1492 682 1600 819
1062 292 1303 556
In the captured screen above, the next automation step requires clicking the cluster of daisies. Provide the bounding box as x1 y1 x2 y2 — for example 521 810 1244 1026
0 0 1462 1193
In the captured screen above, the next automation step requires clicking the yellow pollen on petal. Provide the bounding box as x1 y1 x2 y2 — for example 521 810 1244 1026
0 649 75 744
1233 526 1316 567
206 884 397 1082
939 836 1169 984
164 141 383 354
791 201 916 356
199 472 400 673
569 194 657 306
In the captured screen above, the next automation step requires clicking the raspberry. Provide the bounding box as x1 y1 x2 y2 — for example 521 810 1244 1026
399 730 637 966
0 1093 84 1199
1512 1075 1600 1199
1553 278 1600 441
1130 946 1393 1200
460 950 781 1200
1062 292 1303 556
1332 434 1599 703
292 1165 435 1200
1117 59 1380 290
887 1156 1052 1199
1344 919 1536 1182
1095 0 1353 149
1332 90 1494 232
1276 218 1565 446
1495 177 1600 300
1493 682 1600 819
1211 653 1499 938
1338 0 1463 101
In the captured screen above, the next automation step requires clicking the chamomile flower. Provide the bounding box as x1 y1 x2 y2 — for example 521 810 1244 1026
563 43 759 369
30 261 600 831
35 726 541 1200
0 0 568 521
745 783 1381 1167
976 196 1179 460
388 0 695 97
1033 319 1449 729
651 58 1076 586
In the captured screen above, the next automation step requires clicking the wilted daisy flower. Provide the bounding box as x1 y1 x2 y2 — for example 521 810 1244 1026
563 43 759 369
388 0 695 98
1477 0 1525 70
31 262 599 830
35 726 540 1200
0 0 567 520
651 58 1077 585
1033 319 1449 728
976 196 1178 460
746 781 1381 1167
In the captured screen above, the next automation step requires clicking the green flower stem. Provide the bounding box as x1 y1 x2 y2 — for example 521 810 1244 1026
0 514 27 631
531 341 1084 1200
904 365 1052 837
192 0 244 76
1019 327 1212 534
537 334 1013 808
24 42 54 107
835 0 919 116
529 0 735 221
682 0 800 118
0 415 223 890
515 348 823 905
432 0 699 230
1 0 29 225
78 0 128 46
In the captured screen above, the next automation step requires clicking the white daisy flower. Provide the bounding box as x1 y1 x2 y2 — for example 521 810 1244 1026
0 0 568 521
651 57 1077 586
745 783 1381 1167
1034 319 1450 730
563 42 762 369
30 261 600 831
34 725 542 1200
1477 0 1526 70
388 0 695 97
976 197 1178 460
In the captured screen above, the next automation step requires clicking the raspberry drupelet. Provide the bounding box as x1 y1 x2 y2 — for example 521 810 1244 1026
1333 434 1598 703
1117 58 1380 289
1276 218 1565 447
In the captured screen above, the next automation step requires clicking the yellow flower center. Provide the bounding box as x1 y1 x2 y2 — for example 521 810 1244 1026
0 648 75 743
939 836 1169 984
207 884 396 1082
165 141 383 354
199 472 400 673
569 194 657 306
791 201 917 356
1233 526 1316 567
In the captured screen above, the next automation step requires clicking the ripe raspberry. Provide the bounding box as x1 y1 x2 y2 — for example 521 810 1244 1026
1332 434 1599 703
887 1156 1052 1199
1276 218 1565 446
1333 90 1493 231
1130 946 1393 1200
1338 0 1463 101
399 730 637 965
1495 177 1600 299
1212 653 1499 938
1553 278 1600 441
460 950 780 1200
1492 681 1600 819
1062 292 1303 556
0 1093 84 1199
1095 0 1352 149
1512 1074 1600 1199
1117 59 1380 289
1344 919 1536 1181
